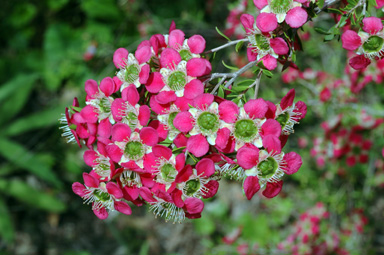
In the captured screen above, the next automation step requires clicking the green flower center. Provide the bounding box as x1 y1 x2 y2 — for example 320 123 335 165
124 141 144 159
160 163 177 182
179 49 192 61
197 112 219 133
168 71 187 91
276 112 289 129
94 190 111 202
255 34 270 51
125 64 140 83
363 36 384 53
270 0 292 14
168 112 178 130
184 179 200 196
98 98 111 113
258 157 278 178
234 119 258 141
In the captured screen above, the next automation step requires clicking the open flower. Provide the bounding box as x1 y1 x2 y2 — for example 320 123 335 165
165 29 206 61
72 173 132 219
342 17 384 70
240 14 289 70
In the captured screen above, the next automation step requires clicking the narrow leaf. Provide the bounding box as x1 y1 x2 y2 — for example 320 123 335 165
222 60 239 71
0 197 14 243
215 27 231 41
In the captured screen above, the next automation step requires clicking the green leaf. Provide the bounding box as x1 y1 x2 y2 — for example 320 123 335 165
218 86 224 98
369 0 378 7
324 33 335 41
81 0 121 20
215 27 231 41
326 8 344 14
0 73 38 104
314 27 332 35
0 137 62 188
172 146 186 154
0 179 66 212
3 105 66 136
222 60 239 71
0 197 14 243
232 85 252 92
262 69 273 78
235 40 244 52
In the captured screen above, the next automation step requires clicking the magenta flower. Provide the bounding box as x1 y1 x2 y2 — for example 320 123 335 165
240 14 289 70
113 47 151 90
166 29 207 61
59 97 82 147
83 143 115 181
236 136 302 199
111 84 150 131
72 173 132 219
253 0 308 28
342 17 384 70
106 123 158 170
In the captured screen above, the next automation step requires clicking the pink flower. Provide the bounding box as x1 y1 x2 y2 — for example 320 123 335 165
342 17 384 70
240 14 289 70
72 173 131 219
59 97 82 147
253 0 308 28
166 29 207 61
83 143 115 181
113 47 151 90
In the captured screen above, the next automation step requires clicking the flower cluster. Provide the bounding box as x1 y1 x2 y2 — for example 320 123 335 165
61 22 307 222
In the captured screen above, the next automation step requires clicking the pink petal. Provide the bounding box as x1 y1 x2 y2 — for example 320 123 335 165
139 187 157 202
113 76 122 92
148 120 168 141
243 176 260 200
270 37 289 55
215 127 231 150
114 201 132 215
138 105 150 126
187 134 209 157
363 17 383 34
143 152 158 172
202 180 219 199
292 101 307 121
174 133 188 148
111 123 131 142
184 79 204 99
149 96 170 115
135 45 151 64
196 158 215 177
160 48 181 69
169 29 185 49
93 206 109 220
173 111 194 132
237 147 259 169
152 144 172 160
98 119 111 139
83 150 98 167
349 55 371 70
261 119 282 137
122 84 140 106
169 20 176 33
186 58 208 77
175 97 193 111
253 0 268 9
175 153 186 171
83 172 99 188
283 152 302 175
265 101 277 119
84 79 98 98
244 98 268 119
285 7 308 28
262 135 282 154
262 180 283 198
111 98 126 122
106 182 123 199
341 30 362 51
187 35 206 54
155 91 177 104
240 14 255 33
256 13 278 33
139 64 150 84
72 182 86 197
247 47 258 62
176 165 193 183
113 48 128 68
219 101 239 123
146 72 165 93
140 127 159 147
202 59 212 76
184 197 204 214
123 186 139 201
106 144 123 163
100 77 115 97
280 88 295 110
193 93 214 110
259 54 277 70
80 106 98 123
171 189 184 208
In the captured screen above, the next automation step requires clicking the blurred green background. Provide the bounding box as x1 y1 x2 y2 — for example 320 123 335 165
0 0 384 254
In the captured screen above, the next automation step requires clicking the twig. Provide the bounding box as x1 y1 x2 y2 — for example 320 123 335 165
253 71 263 99
205 39 249 54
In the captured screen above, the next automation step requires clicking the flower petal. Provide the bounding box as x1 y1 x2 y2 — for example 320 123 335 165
256 13 278 32
193 93 214 110
283 152 302 175
280 88 295 110
196 158 215 177
106 182 123 199
285 7 307 28
114 201 132 215
93 206 109 220
111 123 131 142
135 45 151 64
169 29 185 49
270 37 289 55
240 14 255 33
187 35 206 54
146 72 165 93
184 197 204 214
140 127 159 147
160 48 181 69
100 77 115 97
237 147 259 169
184 79 204 99
72 182 86 197
262 180 283 198
122 84 140 106
173 111 194 132
84 79 98 98
243 176 260 200
363 17 383 34
341 30 362 51
83 150 98 167
186 58 208 77
219 100 239 123
152 144 172 160
113 48 128 68
83 172 99 188
138 105 151 126
262 135 282 154
244 98 268 119
187 134 209 157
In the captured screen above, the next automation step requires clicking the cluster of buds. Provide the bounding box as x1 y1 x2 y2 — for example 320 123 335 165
61 21 307 222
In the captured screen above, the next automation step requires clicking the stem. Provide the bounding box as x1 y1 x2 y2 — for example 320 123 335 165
253 71 263 99
205 39 249 53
